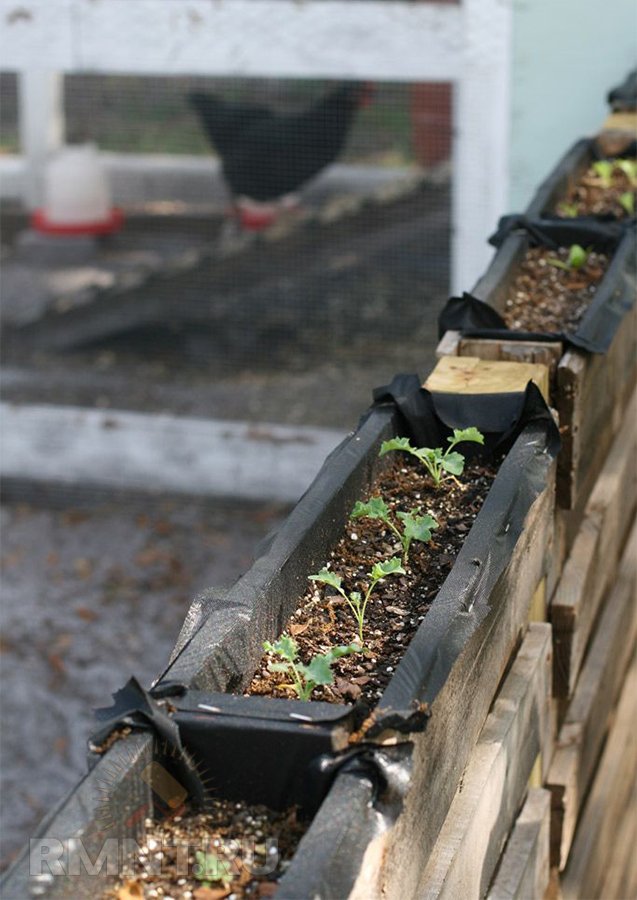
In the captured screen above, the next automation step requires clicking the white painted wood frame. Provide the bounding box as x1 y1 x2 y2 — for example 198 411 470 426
0 0 513 293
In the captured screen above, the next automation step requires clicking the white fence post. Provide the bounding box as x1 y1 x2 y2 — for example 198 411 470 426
18 70 64 210
451 0 512 295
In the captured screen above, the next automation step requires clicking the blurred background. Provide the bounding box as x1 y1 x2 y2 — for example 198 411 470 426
0 0 635 871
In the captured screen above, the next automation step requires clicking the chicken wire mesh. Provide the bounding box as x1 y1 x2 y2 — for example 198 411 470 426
1 72 452 428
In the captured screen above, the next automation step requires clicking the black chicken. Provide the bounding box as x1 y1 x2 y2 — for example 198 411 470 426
189 83 373 228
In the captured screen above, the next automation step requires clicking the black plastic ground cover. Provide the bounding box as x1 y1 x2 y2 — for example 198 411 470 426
438 219 637 354
608 68 637 111
523 136 637 219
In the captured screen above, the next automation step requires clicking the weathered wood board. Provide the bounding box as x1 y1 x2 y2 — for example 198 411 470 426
416 624 553 899
436 331 563 382
550 393 637 697
547 517 636 868
486 788 551 900
424 355 550 401
380 475 555 900
560 656 637 900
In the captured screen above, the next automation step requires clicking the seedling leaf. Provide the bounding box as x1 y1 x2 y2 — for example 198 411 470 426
263 634 297 662
351 497 389 521
441 451 465 476
397 511 439 546
619 191 635 216
450 427 484 446
309 569 342 591
371 557 406 580
379 437 412 457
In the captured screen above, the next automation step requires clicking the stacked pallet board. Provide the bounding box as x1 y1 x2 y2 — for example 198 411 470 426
432 107 637 899
2 87 635 900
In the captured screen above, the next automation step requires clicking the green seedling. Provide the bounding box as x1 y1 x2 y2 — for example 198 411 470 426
379 427 484 488
351 496 438 564
592 159 614 188
263 634 359 701
556 201 579 218
619 190 635 216
615 158 637 188
194 850 233 888
547 243 590 272
309 557 406 644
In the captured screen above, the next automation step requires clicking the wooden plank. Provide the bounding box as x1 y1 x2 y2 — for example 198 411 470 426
0 402 345 504
486 789 551 900
600 111 637 134
597 789 637 900
416 624 553 899
547 518 637 868
435 330 461 359
458 338 563 379
381 483 555 900
560 657 637 900
550 396 637 697
424 356 550 401
556 298 637 509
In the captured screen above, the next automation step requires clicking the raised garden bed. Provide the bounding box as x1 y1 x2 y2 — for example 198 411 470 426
437 215 636 515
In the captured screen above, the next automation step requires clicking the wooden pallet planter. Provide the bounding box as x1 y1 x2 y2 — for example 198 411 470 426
486 789 551 900
550 391 637 698
547 517 637 869
559 656 637 900
415 624 553 899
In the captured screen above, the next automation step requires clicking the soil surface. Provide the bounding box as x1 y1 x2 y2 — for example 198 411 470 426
555 157 636 219
105 802 305 899
502 245 609 334
248 453 497 707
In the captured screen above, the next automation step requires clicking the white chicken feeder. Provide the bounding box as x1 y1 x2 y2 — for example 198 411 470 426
32 144 123 236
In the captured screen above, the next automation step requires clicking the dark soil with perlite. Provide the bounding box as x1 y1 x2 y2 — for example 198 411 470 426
555 157 636 219
502 246 609 333
248 454 497 706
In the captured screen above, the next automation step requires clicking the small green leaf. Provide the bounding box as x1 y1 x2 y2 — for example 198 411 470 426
351 496 389 521
592 159 614 187
309 568 342 591
398 511 439 545
194 851 233 885
263 634 298 662
301 644 359 687
450 427 484 446
371 557 406 580
616 158 637 187
379 436 413 457
557 201 579 218
619 191 635 216
567 244 589 269
349 590 362 603
441 451 465 476
267 661 294 675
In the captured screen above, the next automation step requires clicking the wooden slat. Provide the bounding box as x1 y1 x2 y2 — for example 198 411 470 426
381 482 555 900
550 393 637 697
486 789 551 900
547 518 637 867
417 624 553 899
597 790 637 900
424 356 550 401
560 656 637 900
457 338 562 378
600 111 637 134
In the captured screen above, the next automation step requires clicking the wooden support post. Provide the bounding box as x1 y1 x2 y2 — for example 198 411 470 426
550 393 637 698
417 624 553 899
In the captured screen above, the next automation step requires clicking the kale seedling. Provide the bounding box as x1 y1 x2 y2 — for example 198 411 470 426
619 190 635 216
194 850 233 888
615 159 637 188
556 201 579 218
379 427 484 488
592 159 614 188
351 496 438 564
547 243 590 271
262 634 359 701
309 557 406 644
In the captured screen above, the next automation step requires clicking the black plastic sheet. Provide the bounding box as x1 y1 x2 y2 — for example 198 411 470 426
608 69 637 111
439 220 637 354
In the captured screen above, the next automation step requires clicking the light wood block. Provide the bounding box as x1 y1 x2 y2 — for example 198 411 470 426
486 789 551 900
425 355 550 401
417 624 553 899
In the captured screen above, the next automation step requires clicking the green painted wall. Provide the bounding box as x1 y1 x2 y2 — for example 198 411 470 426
508 0 637 210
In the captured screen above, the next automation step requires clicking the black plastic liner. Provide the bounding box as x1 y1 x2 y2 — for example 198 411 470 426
608 68 637 111
439 219 637 354
524 136 637 219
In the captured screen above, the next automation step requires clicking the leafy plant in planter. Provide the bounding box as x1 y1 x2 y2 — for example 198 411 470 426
619 191 635 216
547 243 590 271
350 496 438 565
263 634 360 700
194 850 233 889
591 159 614 188
379 427 484 487
309 557 406 644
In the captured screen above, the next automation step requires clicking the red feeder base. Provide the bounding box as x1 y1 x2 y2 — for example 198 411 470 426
31 207 124 237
